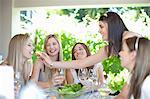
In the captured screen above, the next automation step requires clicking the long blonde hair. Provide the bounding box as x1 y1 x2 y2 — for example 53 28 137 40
44 34 63 61
6 33 31 83
128 37 150 99
44 34 69 84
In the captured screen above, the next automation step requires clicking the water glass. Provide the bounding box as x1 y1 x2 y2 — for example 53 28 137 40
78 68 88 85
87 69 99 91
54 69 65 87
58 69 64 76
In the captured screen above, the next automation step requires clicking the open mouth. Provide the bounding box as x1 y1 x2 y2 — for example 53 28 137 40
29 51 33 55
49 49 56 53
76 54 84 59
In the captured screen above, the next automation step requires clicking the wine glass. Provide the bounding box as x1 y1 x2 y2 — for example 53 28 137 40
78 68 88 86
58 69 64 76
54 69 65 87
88 69 98 92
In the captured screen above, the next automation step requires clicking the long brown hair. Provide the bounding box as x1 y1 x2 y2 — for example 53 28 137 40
125 36 137 52
99 12 128 56
72 43 94 72
127 37 150 99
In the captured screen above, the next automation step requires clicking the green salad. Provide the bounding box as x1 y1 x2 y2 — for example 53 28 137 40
57 83 83 94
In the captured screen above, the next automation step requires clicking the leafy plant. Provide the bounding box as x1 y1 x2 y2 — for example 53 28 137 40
107 72 125 92
102 55 126 92
102 55 124 76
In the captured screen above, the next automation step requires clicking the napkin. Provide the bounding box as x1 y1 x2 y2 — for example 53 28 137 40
0 66 14 99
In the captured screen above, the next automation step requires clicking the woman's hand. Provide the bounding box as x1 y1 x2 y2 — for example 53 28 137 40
37 52 53 68
51 73 65 86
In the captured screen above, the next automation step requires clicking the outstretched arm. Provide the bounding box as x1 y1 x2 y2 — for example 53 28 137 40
39 47 107 69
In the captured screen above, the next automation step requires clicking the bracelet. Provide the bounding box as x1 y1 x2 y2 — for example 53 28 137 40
48 62 53 68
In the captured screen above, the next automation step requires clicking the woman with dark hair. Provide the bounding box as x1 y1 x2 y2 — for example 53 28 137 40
38 12 140 70
69 43 104 85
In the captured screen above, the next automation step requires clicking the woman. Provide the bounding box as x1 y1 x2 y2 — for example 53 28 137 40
69 42 105 85
38 12 140 70
116 36 150 99
31 34 68 88
128 37 150 99
116 36 139 99
1 33 34 99
1 33 34 84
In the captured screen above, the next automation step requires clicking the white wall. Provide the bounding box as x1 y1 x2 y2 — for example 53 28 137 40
0 0 12 58
0 0 2 53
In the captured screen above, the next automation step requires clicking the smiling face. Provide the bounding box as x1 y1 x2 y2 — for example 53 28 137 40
73 44 88 60
23 38 34 59
99 21 108 41
119 40 136 71
46 37 60 56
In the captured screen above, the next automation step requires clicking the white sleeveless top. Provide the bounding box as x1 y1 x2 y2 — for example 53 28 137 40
70 63 103 85
131 75 150 99
140 75 150 99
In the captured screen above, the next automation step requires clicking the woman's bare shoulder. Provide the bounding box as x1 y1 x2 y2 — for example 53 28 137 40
123 31 142 40
34 58 44 68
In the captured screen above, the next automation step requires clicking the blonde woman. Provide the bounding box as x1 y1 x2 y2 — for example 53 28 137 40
31 34 69 88
1 33 34 84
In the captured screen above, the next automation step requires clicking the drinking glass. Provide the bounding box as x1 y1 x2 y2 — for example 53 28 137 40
78 68 88 85
88 69 98 92
58 69 64 76
54 69 65 87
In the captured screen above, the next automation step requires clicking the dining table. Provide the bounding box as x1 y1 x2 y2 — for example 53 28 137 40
43 86 116 99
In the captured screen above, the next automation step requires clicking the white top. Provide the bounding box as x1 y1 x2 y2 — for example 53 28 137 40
0 66 14 99
131 75 150 99
70 63 103 85
140 75 150 99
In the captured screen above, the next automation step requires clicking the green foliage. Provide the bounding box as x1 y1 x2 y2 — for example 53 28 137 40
60 8 108 24
58 32 77 61
32 29 47 62
102 55 124 76
107 73 125 92
102 55 125 92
